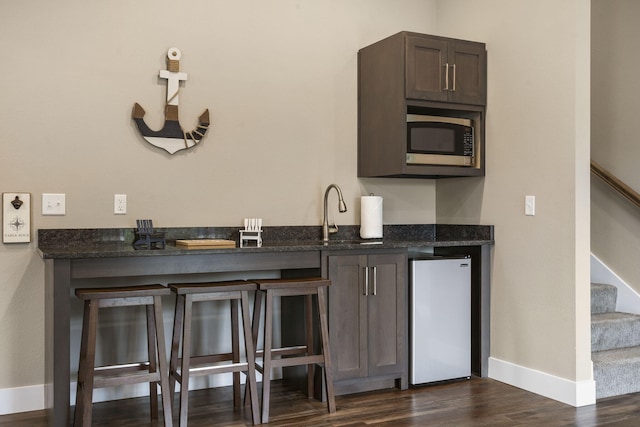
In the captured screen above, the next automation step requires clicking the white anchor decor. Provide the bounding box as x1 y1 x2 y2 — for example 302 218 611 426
132 48 210 154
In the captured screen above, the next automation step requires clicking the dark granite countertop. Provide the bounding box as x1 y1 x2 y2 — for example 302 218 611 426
37 224 494 260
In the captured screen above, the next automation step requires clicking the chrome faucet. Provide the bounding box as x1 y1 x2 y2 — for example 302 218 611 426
322 184 347 241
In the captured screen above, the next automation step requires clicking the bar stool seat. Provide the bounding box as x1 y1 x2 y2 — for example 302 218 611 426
252 277 336 423
74 284 172 427
168 280 260 426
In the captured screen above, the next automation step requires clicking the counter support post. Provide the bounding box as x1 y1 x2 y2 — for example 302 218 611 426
480 244 492 377
45 259 71 427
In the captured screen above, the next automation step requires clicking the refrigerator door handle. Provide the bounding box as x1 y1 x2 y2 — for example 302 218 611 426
372 266 377 296
363 266 369 296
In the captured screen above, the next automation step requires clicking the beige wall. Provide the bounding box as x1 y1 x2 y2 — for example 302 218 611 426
435 0 592 383
0 0 595 407
0 0 439 392
591 0 640 294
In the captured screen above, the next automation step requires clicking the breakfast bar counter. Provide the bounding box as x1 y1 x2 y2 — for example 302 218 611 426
39 224 493 426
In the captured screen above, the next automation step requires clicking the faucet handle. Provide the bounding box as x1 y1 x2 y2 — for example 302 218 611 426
329 223 339 234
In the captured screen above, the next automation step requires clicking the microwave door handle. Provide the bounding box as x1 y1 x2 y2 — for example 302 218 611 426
444 63 449 91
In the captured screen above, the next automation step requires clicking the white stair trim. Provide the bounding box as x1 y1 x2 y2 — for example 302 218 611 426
489 357 596 407
591 254 640 314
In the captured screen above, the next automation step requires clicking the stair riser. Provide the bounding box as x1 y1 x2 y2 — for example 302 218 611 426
590 283 640 400
594 359 640 399
592 317 640 352
591 284 617 314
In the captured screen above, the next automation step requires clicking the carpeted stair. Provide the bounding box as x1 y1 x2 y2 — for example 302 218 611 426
592 283 640 398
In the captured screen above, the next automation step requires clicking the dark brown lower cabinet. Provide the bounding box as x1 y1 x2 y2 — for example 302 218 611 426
326 251 408 395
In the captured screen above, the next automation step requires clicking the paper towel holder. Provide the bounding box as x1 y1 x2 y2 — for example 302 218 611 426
360 193 383 239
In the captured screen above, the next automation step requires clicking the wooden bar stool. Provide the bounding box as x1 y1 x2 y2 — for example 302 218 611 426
73 284 172 427
168 280 260 426
252 277 336 423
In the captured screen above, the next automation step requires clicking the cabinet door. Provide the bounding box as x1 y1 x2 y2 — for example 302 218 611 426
406 35 486 106
406 36 449 102
366 253 406 377
448 41 487 105
327 254 368 381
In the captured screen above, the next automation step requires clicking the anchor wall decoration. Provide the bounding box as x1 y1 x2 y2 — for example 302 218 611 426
132 47 210 154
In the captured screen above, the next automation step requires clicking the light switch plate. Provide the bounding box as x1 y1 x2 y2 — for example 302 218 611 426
42 193 66 215
3 192 31 243
525 195 535 216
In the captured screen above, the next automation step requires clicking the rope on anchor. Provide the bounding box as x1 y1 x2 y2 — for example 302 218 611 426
183 123 210 148
168 59 180 73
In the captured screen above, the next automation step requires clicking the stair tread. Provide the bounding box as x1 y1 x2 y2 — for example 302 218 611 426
593 346 640 364
592 283 617 289
592 311 640 323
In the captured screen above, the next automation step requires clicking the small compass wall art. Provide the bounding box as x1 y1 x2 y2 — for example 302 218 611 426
3 193 31 243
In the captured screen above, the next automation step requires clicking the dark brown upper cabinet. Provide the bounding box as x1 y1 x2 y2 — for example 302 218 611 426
358 32 487 178
406 35 486 105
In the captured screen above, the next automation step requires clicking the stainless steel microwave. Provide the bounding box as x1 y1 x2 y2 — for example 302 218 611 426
406 115 475 167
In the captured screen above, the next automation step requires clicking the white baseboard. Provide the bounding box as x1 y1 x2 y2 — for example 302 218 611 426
0 384 44 415
0 371 274 416
591 254 640 314
0 377 242 415
488 357 595 407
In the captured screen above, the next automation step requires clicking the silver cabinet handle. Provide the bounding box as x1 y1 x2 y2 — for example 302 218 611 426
372 266 377 296
452 64 456 92
444 63 450 91
364 266 369 296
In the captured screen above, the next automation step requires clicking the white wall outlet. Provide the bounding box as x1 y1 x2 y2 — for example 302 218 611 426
114 194 127 215
525 195 536 216
42 193 66 215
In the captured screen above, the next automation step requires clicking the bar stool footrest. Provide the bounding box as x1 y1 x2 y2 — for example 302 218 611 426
93 372 162 389
183 362 251 377
269 355 325 369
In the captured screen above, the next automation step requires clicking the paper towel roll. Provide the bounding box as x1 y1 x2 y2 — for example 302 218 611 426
360 195 383 239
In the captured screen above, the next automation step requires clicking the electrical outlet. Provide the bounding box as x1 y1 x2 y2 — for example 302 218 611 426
114 194 127 215
42 193 66 215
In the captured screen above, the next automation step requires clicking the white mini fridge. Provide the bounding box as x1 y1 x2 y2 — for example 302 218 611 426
410 256 471 384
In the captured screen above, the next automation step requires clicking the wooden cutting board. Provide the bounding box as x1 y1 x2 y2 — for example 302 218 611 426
175 239 236 249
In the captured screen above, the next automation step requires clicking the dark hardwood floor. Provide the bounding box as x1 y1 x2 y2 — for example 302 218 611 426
3 378 640 426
